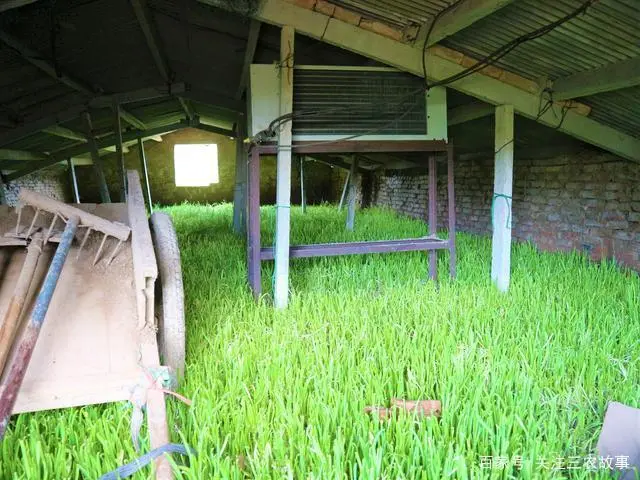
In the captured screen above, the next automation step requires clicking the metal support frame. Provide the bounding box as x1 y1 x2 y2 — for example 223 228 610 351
300 156 306 214
338 170 350 211
233 120 247 234
247 140 457 301
138 138 153 213
67 158 80 203
428 155 437 281
447 144 457 279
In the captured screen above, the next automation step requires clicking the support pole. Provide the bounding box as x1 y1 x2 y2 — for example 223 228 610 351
137 138 152 212
300 156 306 214
247 148 261 299
338 169 351 210
428 155 437 281
345 156 359 231
447 144 457 278
67 158 80 203
273 25 294 309
113 102 127 202
82 112 111 203
233 120 247 234
491 105 514 291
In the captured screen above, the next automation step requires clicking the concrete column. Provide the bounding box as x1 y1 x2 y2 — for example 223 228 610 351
273 25 294 309
491 105 514 292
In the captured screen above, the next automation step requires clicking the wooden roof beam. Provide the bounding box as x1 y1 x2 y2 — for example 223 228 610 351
236 20 262 100
418 0 518 47
42 125 86 142
0 149 47 161
252 0 640 162
0 29 94 95
448 102 494 126
130 0 194 120
7 120 189 181
131 0 171 81
0 1 38 13
552 56 640 100
0 30 147 130
90 83 186 108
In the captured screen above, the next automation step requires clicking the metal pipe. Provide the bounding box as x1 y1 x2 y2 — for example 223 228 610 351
67 158 80 203
247 148 261 300
338 170 351 211
138 138 152 213
0 216 79 439
447 144 457 279
300 156 306 214
345 156 359 231
113 102 127 203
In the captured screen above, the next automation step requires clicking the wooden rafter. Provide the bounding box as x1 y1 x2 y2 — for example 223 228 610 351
131 0 171 81
552 56 640 100
7 120 189 181
130 0 195 122
0 105 87 147
0 1 38 13
236 20 262 100
0 149 47 161
194 122 235 137
0 30 146 131
416 0 517 47
41 125 86 142
448 102 494 126
90 83 186 108
180 89 245 113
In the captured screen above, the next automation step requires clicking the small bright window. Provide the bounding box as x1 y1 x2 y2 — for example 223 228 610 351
174 144 219 186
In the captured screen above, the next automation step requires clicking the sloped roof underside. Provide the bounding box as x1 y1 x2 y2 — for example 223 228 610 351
0 0 637 175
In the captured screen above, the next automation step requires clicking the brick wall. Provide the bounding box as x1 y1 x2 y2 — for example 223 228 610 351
3 168 70 206
374 148 640 270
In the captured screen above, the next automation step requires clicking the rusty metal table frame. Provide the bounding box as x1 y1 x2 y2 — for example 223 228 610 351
247 140 456 300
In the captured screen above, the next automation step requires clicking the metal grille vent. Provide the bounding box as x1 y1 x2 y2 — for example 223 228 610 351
292 69 426 136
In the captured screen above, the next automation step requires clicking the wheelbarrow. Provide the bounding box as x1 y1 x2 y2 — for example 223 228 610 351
0 170 185 479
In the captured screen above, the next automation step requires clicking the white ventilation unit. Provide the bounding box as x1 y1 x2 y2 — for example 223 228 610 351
248 65 447 142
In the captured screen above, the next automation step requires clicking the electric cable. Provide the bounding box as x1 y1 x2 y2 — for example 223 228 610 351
254 0 596 146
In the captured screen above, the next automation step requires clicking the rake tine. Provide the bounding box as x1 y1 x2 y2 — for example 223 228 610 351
45 213 58 242
93 233 108 265
25 208 40 238
14 207 22 236
106 239 124 266
76 227 93 260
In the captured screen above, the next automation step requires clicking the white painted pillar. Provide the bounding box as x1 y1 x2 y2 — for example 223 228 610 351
273 26 294 309
491 104 514 292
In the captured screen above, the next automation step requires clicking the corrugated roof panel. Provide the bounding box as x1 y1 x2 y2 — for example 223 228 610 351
331 0 458 28
442 0 640 81
582 87 640 138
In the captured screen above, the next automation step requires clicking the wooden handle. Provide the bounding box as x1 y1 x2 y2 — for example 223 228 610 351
0 233 44 376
